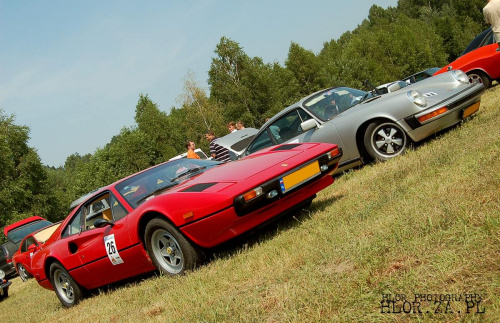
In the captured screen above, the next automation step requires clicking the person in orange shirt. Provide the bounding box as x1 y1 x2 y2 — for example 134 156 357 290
186 140 200 159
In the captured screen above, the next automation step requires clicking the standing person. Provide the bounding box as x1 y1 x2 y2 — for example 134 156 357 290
236 121 245 130
227 121 237 133
205 130 231 163
484 0 500 43
186 140 200 159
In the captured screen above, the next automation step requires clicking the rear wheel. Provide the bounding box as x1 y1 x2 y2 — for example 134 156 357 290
18 264 31 282
49 262 84 308
467 71 491 89
364 121 408 161
145 218 201 276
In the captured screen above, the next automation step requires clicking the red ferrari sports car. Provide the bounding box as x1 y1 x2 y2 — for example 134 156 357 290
434 28 500 88
12 223 61 282
31 142 342 307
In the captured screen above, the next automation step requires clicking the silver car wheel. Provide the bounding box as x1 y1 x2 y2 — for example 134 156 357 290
365 121 407 161
151 229 184 274
53 268 74 304
467 71 490 89
18 264 30 282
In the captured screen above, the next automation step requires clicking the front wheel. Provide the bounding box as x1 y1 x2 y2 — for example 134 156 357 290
364 121 408 161
18 264 31 282
467 71 491 89
145 218 201 276
49 262 84 308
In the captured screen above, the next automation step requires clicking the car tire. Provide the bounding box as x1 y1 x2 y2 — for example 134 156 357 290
145 218 201 276
467 71 491 89
364 121 408 161
18 264 31 282
49 262 84 308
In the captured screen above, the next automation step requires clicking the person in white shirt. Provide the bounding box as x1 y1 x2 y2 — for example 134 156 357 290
484 0 500 43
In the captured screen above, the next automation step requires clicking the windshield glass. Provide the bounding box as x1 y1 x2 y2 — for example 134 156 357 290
7 220 52 244
116 159 221 208
303 87 369 121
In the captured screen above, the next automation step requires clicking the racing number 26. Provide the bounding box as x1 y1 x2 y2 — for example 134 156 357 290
106 240 117 254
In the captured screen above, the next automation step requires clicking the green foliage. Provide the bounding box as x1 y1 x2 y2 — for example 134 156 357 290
285 42 323 96
208 37 300 129
0 110 57 239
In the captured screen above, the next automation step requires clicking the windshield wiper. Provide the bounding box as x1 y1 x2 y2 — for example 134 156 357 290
136 183 177 205
170 166 207 182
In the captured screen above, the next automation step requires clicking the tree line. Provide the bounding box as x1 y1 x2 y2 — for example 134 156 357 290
0 0 488 238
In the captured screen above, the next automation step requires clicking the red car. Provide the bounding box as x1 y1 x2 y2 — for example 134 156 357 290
12 223 61 282
3 215 52 248
434 28 500 88
31 143 342 307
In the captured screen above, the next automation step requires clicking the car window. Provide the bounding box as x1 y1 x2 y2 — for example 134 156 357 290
304 87 366 121
270 109 309 143
116 159 221 208
83 192 127 230
111 194 128 222
21 237 37 253
7 220 52 244
246 130 273 155
62 209 83 238
461 28 493 56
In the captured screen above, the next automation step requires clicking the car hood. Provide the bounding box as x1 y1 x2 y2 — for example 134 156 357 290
182 143 323 185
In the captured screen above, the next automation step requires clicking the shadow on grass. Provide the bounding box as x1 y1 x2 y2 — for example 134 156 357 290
208 194 343 262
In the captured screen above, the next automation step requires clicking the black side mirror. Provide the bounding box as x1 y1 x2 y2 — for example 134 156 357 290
94 218 113 228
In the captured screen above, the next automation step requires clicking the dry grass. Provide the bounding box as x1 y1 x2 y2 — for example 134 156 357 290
1 85 499 322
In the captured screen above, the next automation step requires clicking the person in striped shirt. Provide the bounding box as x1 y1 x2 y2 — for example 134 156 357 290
205 130 231 163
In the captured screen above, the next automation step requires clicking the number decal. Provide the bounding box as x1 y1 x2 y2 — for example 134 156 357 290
104 234 124 265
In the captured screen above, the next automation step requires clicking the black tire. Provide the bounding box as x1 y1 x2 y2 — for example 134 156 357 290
145 218 201 276
364 121 408 161
0 289 8 300
467 71 491 89
49 262 84 308
18 264 32 282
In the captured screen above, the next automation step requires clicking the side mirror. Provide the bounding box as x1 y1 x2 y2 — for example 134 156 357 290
301 119 318 132
27 244 37 252
94 218 113 228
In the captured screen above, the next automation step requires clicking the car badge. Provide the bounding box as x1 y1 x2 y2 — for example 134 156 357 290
281 164 288 167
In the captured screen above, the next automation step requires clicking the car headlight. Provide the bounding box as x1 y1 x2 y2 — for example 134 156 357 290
452 70 469 84
407 90 427 107
0 269 5 280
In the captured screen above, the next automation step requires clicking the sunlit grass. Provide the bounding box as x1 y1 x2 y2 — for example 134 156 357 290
1 86 499 322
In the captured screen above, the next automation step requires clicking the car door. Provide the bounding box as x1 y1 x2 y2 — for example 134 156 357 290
272 108 351 162
18 236 39 272
58 191 134 288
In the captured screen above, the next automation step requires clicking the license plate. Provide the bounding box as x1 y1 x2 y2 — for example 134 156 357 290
279 161 321 193
462 101 480 118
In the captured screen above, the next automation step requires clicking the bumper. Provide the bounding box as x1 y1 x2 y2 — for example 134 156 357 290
0 280 11 297
403 84 484 142
180 172 335 248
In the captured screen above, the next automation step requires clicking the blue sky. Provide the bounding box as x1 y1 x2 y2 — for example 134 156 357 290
0 0 398 167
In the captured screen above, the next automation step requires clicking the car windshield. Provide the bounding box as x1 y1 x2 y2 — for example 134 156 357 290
461 28 493 56
115 159 221 209
7 220 52 244
303 87 369 121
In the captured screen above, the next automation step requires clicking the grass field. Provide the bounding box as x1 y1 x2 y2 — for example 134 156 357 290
1 85 499 322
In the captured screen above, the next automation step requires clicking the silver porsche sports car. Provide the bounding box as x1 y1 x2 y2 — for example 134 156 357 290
243 70 484 173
